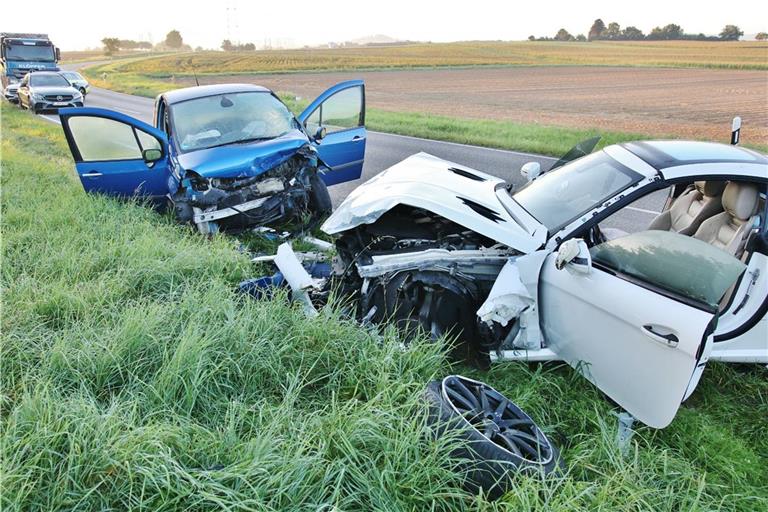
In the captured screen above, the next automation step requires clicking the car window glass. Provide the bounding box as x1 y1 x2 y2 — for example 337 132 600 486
170 92 296 153
590 230 746 309
305 107 321 136
319 87 363 133
136 129 162 152
30 74 71 87
513 151 642 231
68 117 142 161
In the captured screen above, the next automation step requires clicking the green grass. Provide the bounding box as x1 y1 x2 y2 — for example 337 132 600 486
82 63 768 156
2 102 768 510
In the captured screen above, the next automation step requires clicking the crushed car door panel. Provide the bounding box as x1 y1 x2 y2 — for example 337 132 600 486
59 107 171 200
539 231 746 428
298 80 366 185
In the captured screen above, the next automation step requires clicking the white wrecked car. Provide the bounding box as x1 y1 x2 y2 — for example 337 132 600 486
317 138 767 429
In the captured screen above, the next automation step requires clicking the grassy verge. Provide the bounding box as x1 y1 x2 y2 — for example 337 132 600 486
2 102 768 510
85 65 747 157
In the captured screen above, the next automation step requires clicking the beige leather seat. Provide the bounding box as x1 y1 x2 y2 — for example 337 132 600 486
648 181 726 235
693 182 760 256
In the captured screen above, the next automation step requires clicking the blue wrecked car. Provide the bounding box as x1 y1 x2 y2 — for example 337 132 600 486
57 81 366 233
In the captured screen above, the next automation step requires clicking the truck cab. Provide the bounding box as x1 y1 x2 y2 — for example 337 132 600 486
1 33 60 94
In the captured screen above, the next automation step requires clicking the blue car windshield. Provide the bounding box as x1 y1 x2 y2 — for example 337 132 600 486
170 92 299 153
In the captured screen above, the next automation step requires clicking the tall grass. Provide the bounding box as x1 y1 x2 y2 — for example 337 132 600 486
2 102 768 510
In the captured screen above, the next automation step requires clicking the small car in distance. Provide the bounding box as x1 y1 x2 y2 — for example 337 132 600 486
60 70 89 96
57 81 367 233
3 81 19 103
17 71 83 113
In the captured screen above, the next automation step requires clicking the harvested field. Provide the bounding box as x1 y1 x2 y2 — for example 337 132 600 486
183 66 768 145
121 41 768 72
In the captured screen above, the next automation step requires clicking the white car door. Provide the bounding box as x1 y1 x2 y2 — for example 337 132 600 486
538 230 747 428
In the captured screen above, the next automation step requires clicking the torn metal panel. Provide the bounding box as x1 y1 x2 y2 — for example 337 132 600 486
273 243 320 317
476 251 549 350
357 248 512 279
322 153 546 254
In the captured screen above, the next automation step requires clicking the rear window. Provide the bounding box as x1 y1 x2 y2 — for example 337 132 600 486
590 230 746 310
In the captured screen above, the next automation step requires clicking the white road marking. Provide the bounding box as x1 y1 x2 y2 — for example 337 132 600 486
39 115 61 125
625 206 659 215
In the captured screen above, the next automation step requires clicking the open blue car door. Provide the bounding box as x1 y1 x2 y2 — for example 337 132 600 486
58 107 171 200
298 80 366 186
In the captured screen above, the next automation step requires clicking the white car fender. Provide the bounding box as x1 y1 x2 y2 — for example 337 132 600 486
477 250 551 350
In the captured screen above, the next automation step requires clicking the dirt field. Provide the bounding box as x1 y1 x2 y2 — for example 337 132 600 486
190 66 767 145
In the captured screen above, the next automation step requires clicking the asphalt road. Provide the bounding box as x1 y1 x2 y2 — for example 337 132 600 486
40 64 663 230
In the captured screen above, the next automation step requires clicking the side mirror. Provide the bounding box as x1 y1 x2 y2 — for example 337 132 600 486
520 161 541 182
142 148 163 163
55 47 61 61
555 239 592 275
313 125 326 141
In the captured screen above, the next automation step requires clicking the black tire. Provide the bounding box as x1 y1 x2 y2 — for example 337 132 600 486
425 376 562 500
79 87 86 96
308 173 332 216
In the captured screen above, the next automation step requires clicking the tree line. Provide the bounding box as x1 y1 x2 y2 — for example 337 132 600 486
531 20 750 42
101 30 187 56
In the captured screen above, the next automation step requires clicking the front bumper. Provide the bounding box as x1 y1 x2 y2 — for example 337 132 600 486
191 184 311 234
31 100 84 113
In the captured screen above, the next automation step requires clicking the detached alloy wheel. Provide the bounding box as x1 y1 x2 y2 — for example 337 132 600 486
426 375 562 500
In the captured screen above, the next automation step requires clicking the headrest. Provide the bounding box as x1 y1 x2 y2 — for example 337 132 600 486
722 182 760 221
695 181 726 197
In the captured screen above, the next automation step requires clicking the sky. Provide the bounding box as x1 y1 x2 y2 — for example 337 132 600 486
4 0 768 50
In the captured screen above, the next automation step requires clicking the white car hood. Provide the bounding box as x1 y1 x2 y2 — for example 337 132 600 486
322 153 547 254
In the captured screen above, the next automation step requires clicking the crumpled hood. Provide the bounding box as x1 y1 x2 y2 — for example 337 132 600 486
322 152 547 254
176 129 310 179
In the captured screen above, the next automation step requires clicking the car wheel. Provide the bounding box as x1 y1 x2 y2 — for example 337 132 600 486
425 375 562 500
79 87 86 95
308 173 332 216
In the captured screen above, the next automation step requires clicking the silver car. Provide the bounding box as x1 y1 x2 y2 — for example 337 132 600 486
60 70 89 96
17 71 84 113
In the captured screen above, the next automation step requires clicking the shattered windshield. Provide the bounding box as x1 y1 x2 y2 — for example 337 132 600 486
512 151 642 231
170 92 299 153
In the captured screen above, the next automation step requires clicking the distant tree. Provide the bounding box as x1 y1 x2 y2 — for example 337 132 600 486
221 39 234 51
604 22 622 40
528 35 536 41
756 32 768 40
101 37 120 56
242 42 256 51
719 25 744 40
116 39 153 50
648 23 683 40
165 30 183 49
622 26 645 40
554 28 575 41
588 19 606 41
194 46 203 52
575 34 587 42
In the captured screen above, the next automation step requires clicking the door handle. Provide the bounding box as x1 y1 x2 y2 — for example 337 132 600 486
352 135 363 140
81 172 103 177
641 325 679 348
